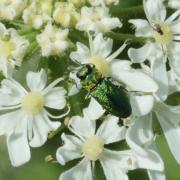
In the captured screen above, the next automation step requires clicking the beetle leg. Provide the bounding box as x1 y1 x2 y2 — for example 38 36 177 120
85 92 91 99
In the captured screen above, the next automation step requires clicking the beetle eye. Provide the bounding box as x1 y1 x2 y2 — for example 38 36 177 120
86 64 94 74
76 72 87 81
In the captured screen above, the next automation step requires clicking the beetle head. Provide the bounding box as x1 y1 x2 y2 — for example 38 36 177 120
76 63 95 81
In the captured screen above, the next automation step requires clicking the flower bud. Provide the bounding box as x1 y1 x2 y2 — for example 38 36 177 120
68 0 86 8
53 2 80 28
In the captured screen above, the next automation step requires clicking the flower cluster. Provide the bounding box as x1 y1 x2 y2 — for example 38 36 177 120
0 0 180 180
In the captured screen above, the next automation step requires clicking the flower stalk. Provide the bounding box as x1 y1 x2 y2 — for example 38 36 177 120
106 32 150 43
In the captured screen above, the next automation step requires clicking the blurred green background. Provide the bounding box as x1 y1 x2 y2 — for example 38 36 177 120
0 0 180 180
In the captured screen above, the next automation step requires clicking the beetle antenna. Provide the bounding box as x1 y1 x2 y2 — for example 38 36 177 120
73 59 82 66
87 31 95 54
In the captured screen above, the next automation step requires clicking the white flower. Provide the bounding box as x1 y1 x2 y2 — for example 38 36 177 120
68 70 82 96
131 51 180 165
126 114 165 180
129 55 168 117
0 69 69 166
168 0 180 9
128 0 180 81
53 2 80 28
0 23 29 77
70 33 126 77
22 1 52 29
76 6 122 33
168 70 180 94
36 23 69 57
133 97 180 165
155 103 180 164
89 0 119 6
0 0 27 20
56 98 164 180
70 33 158 103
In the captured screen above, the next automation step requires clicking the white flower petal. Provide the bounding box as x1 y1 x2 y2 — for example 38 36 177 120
89 0 102 6
83 98 105 121
29 111 61 147
26 69 47 92
59 159 92 180
7 115 30 167
130 95 154 116
168 0 180 9
98 17 122 33
56 133 83 165
156 104 180 164
134 149 164 171
0 93 19 107
68 84 81 96
110 60 158 92
127 116 164 171
11 38 29 63
0 23 7 37
168 70 180 94
36 23 68 56
0 58 14 78
128 19 151 37
0 110 22 135
169 43 180 80
107 42 127 62
166 9 180 24
143 0 166 22
135 141 164 171
147 170 165 180
100 149 132 180
44 87 67 109
96 115 126 144
76 6 121 33
152 57 168 101
173 35 180 41
0 78 26 105
70 42 90 65
7 132 30 167
128 43 153 63
93 33 113 59
70 115 96 138
126 114 154 157
69 71 81 94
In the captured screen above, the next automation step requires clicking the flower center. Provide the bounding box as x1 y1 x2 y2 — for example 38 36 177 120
21 92 44 114
0 39 15 59
152 22 173 45
82 135 104 161
89 55 109 77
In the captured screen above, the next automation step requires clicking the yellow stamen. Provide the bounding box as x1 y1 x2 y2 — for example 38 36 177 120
89 55 109 77
82 135 104 161
0 40 15 59
152 22 173 45
21 92 44 114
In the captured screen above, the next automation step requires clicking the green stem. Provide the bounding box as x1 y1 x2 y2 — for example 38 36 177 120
48 124 66 139
24 41 39 58
106 32 150 44
23 31 38 42
110 5 145 19
111 2 172 19
68 29 87 45
18 27 35 36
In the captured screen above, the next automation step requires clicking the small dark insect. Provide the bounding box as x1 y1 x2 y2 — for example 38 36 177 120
151 22 163 35
77 64 132 118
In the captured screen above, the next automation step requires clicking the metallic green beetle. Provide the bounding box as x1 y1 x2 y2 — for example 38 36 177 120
76 63 132 118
